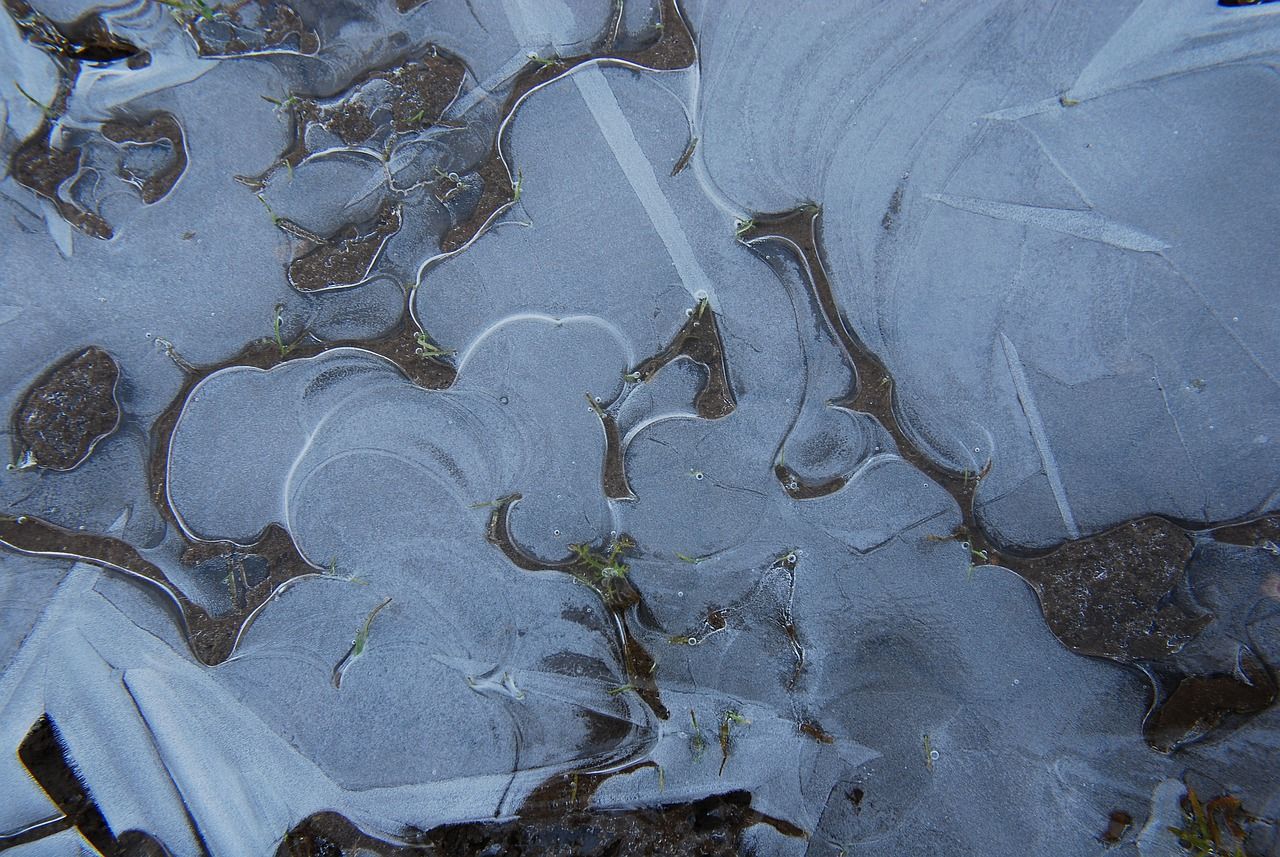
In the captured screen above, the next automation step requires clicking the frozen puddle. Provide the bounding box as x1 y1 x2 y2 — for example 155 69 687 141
1 1 1278 855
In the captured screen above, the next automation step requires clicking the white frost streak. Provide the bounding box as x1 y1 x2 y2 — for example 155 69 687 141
1070 0 1280 102
928 194 1169 253
501 0 573 53
574 67 711 300
999 333 1080 539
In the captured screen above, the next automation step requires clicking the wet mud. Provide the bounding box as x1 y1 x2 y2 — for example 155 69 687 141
1211 515 1280 551
742 207 1280 750
1145 650 1276 752
486 495 667 720
11 346 121 471
11 108 189 238
0 514 311 665
101 113 188 204
2 1 1277 853
631 298 735 420
438 0 695 253
6 3 184 236
0 309 453 666
10 119 113 240
1099 810 1132 845
277 792 800 857
1013 517 1206 663
287 201 404 292
262 49 465 178
6 4 114 238
182 0 319 58
587 394 636 500
773 463 849 501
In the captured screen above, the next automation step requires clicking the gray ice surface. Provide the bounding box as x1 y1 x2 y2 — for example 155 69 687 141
2 1 1279 856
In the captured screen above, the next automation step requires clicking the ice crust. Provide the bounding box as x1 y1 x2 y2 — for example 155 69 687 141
2 1 1278 855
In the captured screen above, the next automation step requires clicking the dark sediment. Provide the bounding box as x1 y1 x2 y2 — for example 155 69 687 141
268 50 465 175
631 298 735 420
184 0 319 57
12 346 120 471
485 495 667 720
740 206 1279 750
276 792 801 857
439 0 695 253
101 113 188 204
11 122 112 240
